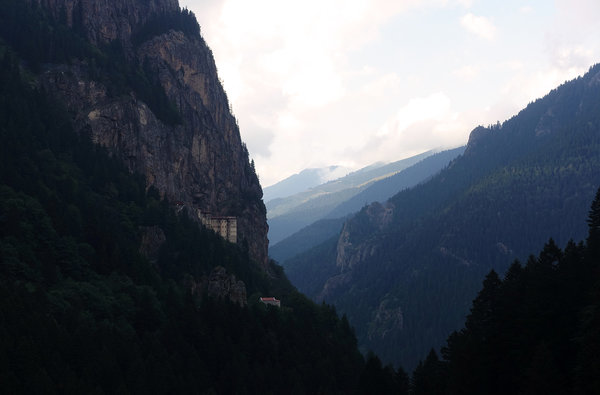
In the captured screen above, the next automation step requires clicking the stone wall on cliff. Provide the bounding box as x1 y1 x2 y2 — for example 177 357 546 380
35 0 269 267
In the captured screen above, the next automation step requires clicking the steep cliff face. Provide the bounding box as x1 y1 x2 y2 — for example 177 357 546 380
35 0 269 266
316 201 393 301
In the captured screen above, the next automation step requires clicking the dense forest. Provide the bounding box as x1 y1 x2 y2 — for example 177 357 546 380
408 190 600 394
284 62 600 370
0 46 374 393
3 1 600 393
0 2 399 393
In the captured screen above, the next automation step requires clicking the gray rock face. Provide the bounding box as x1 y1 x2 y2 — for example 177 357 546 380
206 266 247 307
36 0 269 267
464 125 492 155
336 202 393 272
368 299 403 341
185 266 247 306
316 201 394 301
139 226 167 265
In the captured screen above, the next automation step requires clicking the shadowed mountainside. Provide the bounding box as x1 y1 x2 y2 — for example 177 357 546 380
284 64 600 370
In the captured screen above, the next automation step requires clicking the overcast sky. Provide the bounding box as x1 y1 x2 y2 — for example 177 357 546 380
179 0 600 187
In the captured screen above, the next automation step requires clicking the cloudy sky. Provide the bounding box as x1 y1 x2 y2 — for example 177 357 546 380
179 0 600 187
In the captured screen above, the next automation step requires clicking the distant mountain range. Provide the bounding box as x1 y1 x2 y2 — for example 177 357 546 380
263 165 352 202
269 147 465 263
281 63 600 370
266 149 453 244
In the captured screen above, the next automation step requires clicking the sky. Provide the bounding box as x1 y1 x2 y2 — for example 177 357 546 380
178 0 600 187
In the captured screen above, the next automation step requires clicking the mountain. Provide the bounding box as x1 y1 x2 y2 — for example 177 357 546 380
6 0 268 267
0 1 398 392
324 147 465 220
285 64 600 370
263 165 351 202
270 147 464 263
270 217 349 264
410 194 600 394
267 150 436 244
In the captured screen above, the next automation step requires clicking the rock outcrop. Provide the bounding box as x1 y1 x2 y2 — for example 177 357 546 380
206 266 247 307
336 202 393 272
464 125 492 155
367 299 403 341
35 0 269 267
317 201 394 301
187 266 247 307
139 225 167 265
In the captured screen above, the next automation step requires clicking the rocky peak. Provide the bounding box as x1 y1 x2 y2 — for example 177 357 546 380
464 125 492 155
206 266 247 307
36 0 269 267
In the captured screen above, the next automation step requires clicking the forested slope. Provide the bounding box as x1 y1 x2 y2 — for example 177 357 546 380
410 190 600 394
0 3 379 392
270 147 464 264
285 64 600 370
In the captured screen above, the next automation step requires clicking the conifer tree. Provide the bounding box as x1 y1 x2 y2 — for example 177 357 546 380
587 187 600 258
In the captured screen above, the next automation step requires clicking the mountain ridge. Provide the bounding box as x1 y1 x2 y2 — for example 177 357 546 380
270 147 465 263
267 149 437 244
18 0 270 266
0 2 388 392
285 63 600 370
263 165 352 202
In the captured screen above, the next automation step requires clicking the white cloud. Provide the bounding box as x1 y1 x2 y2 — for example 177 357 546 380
182 0 432 185
519 6 533 14
500 66 589 112
452 64 480 81
179 0 600 186
460 13 497 40
377 92 452 137
551 46 594 70
455 0 474 7
499 60 524 71
356 92 470 165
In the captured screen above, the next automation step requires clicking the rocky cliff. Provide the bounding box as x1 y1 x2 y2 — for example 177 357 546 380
33 0 269 267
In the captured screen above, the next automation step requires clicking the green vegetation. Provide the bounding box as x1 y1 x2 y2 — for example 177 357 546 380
0 35 368 393
285 63 600 370
267 150 439 245
132 7 201 46
409 190 600 394
0 0 181 125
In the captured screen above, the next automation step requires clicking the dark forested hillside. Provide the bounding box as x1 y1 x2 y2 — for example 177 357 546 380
285 64 600 370
325 146 465 220
0 3 382 393
410 190 600 394
270 216 348 264
0 47 368 393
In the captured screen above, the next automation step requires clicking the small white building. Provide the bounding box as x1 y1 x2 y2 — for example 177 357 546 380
260 297 281 307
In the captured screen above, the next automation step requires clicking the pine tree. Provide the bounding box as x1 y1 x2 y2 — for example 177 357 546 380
411 349 447 395
587 187 600 258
